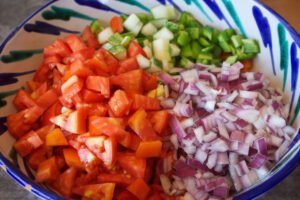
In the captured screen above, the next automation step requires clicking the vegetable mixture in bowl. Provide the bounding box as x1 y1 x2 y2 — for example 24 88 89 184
1 2 299 200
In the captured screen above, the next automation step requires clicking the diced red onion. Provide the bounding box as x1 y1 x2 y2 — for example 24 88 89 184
237 142 250 156
169 115 187 140
194 127 205 144
253 137 267 155
275 140 290 161
181 69 199 83
209 138 229 152
249 153 267 169
160 98 175 108
217 120 230 139
269 135 283 147
213 186 229 198
229 152 239 164
203 131 217 143
234 109 260 123
181 117 194 130
230 130 245 143
207 152 218 169
217 152 229 165
184 82 199 95
174 160 197 178
173 102 193 117
195 148 208 164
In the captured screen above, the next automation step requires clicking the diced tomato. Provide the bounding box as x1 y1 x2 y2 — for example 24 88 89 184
64 108 87 134
127 178 150 200
44 39 72 58
52 69 63 94
128 40 147 58
28 147 47 170
117 57 139 74
33 82 48 99
13 89 36 110
108 90 131 117
110 69 143 94
46 128 68 146
82 26 100 49
143 73 158 92
85 57 110 76
63 48 95 64
54 167 78 197
7 106 44 139
73 183 115 200
33 64 49 82
61 75 84 99
98 172 135 186
136 141 162 158
42 102 62 126
14 131 43 157
69 59 93 78
36 89 58 110
149 110 170 135
36 125 54 141
85 136 117 167
56 155 66 170
64 34 87 52
26 81 40 92
63 148 84 169
44 54 62 66
110 16 124 33
77 103 108 117
59 95 73 108
77 148 100 170
117 190 138 200
117 153 146 179
86 76 110 98
118 133 141 151
131 94 161 111
95 49 119 75
82 89 104 103
36 157 60 183
128 109 158 141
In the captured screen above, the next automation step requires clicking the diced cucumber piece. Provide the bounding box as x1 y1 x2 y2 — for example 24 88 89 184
191 40 202 59
165 21 180 33
153 38 171 61
136 37 148 46
143 39 152 48
180 57 194 68
136 13 153 23
231 35 243 48
154 27 174 40
98 27 114 44
242 39 260 53
202 26 214 41
177 31 190 46
199 37 211 47
187 27 200 39
169 43 181 57
141 22 158 36
102 43 113 51
136 54 151 69
121 36 132 47
90 19 103 36
151 5 177 20
225 55 238 65
103 44 127 60
123 14 143 36
108 33 123 45
151 18 168 28
181 44 193 58
143 46 153 58
161 59 173 72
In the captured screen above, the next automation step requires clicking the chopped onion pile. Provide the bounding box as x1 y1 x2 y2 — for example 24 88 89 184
158 62 295 199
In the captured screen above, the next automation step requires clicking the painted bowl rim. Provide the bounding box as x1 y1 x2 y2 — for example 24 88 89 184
0 0 299 200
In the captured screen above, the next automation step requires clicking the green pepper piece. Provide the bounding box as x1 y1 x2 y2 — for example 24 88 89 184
225 55 238 64
197 52 213 60
136 13 152 24
231 35 243 48
90 19 103 36
165 21 180 33
180 57 194 68
202 26 214 41
177 31 190 46
199 37 211 47
121 36 132 47
108 33 123 46
187 27 200 39
181 44 193 58
191 40 202 59
201 45 214 53
242 39 260 53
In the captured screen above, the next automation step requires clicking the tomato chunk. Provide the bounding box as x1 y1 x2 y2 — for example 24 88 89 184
77 148 100 170
69 59 93 78
73 183 115 200
64 34 87 52
127 178 150 200
82 89 104 103
128 40 147 58
85 57 110 76
42 102 62 126
63 148 84 169
110 69 143 94
82 26 100 49
95 49 119 75
131 94 161 111
117 153 146 179
143 73 158 92
108 90 131 117
36 89 58 110
128 109 158 141
149 110 170 135
110 16 124 33
136 141 162 158
64 108 87 134
54 167 78 197
46 128 68 146
61 75 84 99
27 147 47 170
36 157 60 183
44 39 72 58
14 131 43 157
117 57 139 75
13 89 36 110
86 76 110 98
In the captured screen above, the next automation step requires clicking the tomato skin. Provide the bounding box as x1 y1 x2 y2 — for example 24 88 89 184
14 131 43 157
42 102 62 126
13 89 37 110
82 26 100 49
36 89 58 110
117 191 138 200
36 125 55 141
128 109 158 141
117 153 146 179
82 89 104 103
131 94 161 111
143 73 158 92
77 103 108 117
149 110 170 135
54 167 78 197
136 141 162 158
44 39 72 58
69 59 93 78
73 183 116 200
63 48 95 64
46 128 68 146
241 59 253 73
36 157 60 183
86 76 110 98
97 173 135 186
64 108 87 134
108 90 131 117
128 40 147 58
28 147 47 170
110 69 144 94
85 57 110 76
61 75 84 100
64 34 87 52
95 49 119 75
63 148 84 169
117 57 139 75
110 16 124 33
127 178 150 200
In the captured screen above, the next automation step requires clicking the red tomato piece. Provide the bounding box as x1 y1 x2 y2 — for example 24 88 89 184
42 102 62 126
148 110 170 135
110 16 124 33
127 178 150 200
69 59 93 78
117 190 138 200
33 64 49 82
143 73 158 92
33 82 48 99
64 108 87 134
82 89 104 103
14 131 43 157
63 47 95 64
95 49 119 75
128 40 147 58
117 57 139 75
63 148 84 169
54 167 78 197
36 125 55 141
46 128 68 146
76 103 108 117
85 57 110 76
118 133 141 151
64 34 87 52
61 75 84 100
36 89 58 110
131 94 161 111
85 136 117 167
36 157 60 183
110 69 143 94
82 26 100 49
27 147 47 170
128 109 158 141
44 54 62 66
73 183 115 200
44 39 72 58
86 76 110 98
117 153 146 179
77 147 100 170
108 90 131 117
98 173 135 186
135 140 162 158
13 89 37 110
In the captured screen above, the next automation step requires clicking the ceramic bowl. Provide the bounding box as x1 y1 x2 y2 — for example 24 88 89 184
0 0 299 199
